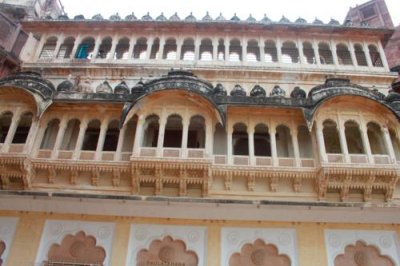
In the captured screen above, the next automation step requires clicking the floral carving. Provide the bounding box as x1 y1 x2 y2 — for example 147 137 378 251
229 239 290 266
334 240 394 266
137 235 198 266
46 231 106 265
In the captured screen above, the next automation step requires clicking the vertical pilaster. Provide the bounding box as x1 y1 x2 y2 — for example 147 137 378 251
377 41 390 70
194 37 200 61
224 38 229 63
176 38 183 61
298 39 305 65
259 39 265 63
242 38 247 62
363 42 373 69
109 37 118 60
359 119 373 164
348 41 357 68
205 119 213 158
91 36 101 61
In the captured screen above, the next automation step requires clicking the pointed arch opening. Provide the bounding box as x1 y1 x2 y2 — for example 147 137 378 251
57 36 75 59
142 115 159 147
200 38 213 61
264 40 278 63
303 41 316 64
229 39 242 62
0 112 12 143
354 43 368 66
323 120 341 153
60 119 80 151
254 123 271 156
75 37 95 59
12 112 33 144
96 37 112 59
163 38 177 60
181 38 195 61
82 120 101 151
133 37 148 59
233 123 248 155
247 39 260 62
114 37 130 59
103 120 120 151
367 122 387 154
318 42 334 65
40 118 60 149
39 36 58 59
188 115 205 148
164 114 183 148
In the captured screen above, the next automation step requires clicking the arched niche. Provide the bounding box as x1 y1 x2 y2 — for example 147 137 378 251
229 239 291 266
136 236 198 266
334 240 394 266
232 122 248 155
45 231 106 265
323 119 341 154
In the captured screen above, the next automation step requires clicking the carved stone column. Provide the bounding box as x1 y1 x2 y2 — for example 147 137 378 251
34 33 48 60
145 37 153 60
377 41 390 70
241 38 247 62
2 108 22 153
72 119 88 160
316 122 328 163
114 124 127 161
259 39 265 63
132 115 145 156
181 115 189 158
312 40 321 66
382 126 396 163
270 125 278 166
176 38 183 61
70 34 82 59
91 35 102 61
53 34 64 59
291 127 301 167
338 123 350 163
205 119 213 158
330 40 339 66
224 38 229 63
156 113 167 157
127 36 136 59
95 119 109 160
227 125 233 164
276 37 283 64
360 122 373 163
212 38 218 62
158 37 165 60
363 42 373 68
297 39 305 65
51 118 68 159
194 38 200 61
348 41 357 68
108 37 118 60
248 126 255 165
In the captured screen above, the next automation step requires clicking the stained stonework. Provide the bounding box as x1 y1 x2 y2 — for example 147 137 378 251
334 241 393 266
136 236 198 266
46 231 106 265
229 239 290 266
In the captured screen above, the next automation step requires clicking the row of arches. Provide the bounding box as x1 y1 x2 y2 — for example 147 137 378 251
38 35 384 67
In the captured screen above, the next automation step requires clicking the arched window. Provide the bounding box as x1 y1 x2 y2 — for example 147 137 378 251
276 125 293 157
264 40 278 63
75 37 95 59
39 36 57 59
213 123 227 155
0 112 12 143
163 114 182 147
367 122 387 154
323 120 341 153
96 37 112 59
303 41 316 64
60 119 80 150
114 37 130 59
149 38 160 59
354 44 368 66
133 37 148 59
389 129 400 161
103 120 119 151
232 123 248 155
344 121 364 153
57 37 75 59
200 38 213 61
163 38 177 60
188 115 205 148
254 124 270 156
368 44 383 67
40 119 60 149
217 39 225 61
247 40 260 62
142 115 159 147
298 125 313 158
281 41 299 63
82 120 101 150
318 43 334 65
122 115 137 153
229 39 242 62
181 38 195 61
336 43 353 65
12 112 33 144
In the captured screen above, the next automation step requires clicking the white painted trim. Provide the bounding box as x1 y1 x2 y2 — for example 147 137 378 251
0 217 18 266
221 227 298 266
325 229 400 266
35 220 115 266
0 194 399 224
126 224 207 266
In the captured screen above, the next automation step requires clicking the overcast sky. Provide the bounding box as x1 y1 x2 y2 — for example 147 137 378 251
61 0 400 26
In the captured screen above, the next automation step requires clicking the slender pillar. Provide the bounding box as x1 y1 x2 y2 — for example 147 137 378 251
298 39 306 65
242 38 247 63
132 115 145 156
156 113 167 157
348 41 357 68
292 127 301 167
382 126 396 163
330 40 339 66
360 123 373 163
248 126 255 165
95 119 109 160
227 126 233 164
212 39 218 62
53 35 64 59
377 41 390 70
145 38 153 60
158 37 165 60
72 119 88 160
316 122 328 163
205 119 213 158
363 42 373 68
2 108 22 152
313 40 321 66
127 36 136 60
270 125 278 166
109 37 118 60
194 38 200 61
115 124 127 161
181 114 189 158
34 33 48 60
91 35 102 61
70 34 82 59
23 118 39 154
31 121 47 157
259 40 265 63
224 39 229 63
51 118 68 159
338 123 350 163
176 39 183 61
276 37 283 64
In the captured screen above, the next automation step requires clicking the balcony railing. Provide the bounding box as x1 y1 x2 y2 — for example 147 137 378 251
327 154 344 163
350 154 368 164
373 154 390 164
9 144 24 153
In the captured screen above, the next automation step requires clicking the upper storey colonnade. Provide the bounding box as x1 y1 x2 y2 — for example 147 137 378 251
35 33 388 71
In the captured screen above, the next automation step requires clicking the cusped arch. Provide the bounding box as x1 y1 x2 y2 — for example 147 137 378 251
137 235 198 265
334 240 394 266
229 239 291 266
46 231 106 265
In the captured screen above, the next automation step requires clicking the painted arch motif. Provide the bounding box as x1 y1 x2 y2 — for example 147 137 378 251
334 241 394 266
45 231 106 265
229 239 291 266
136 235 199 266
